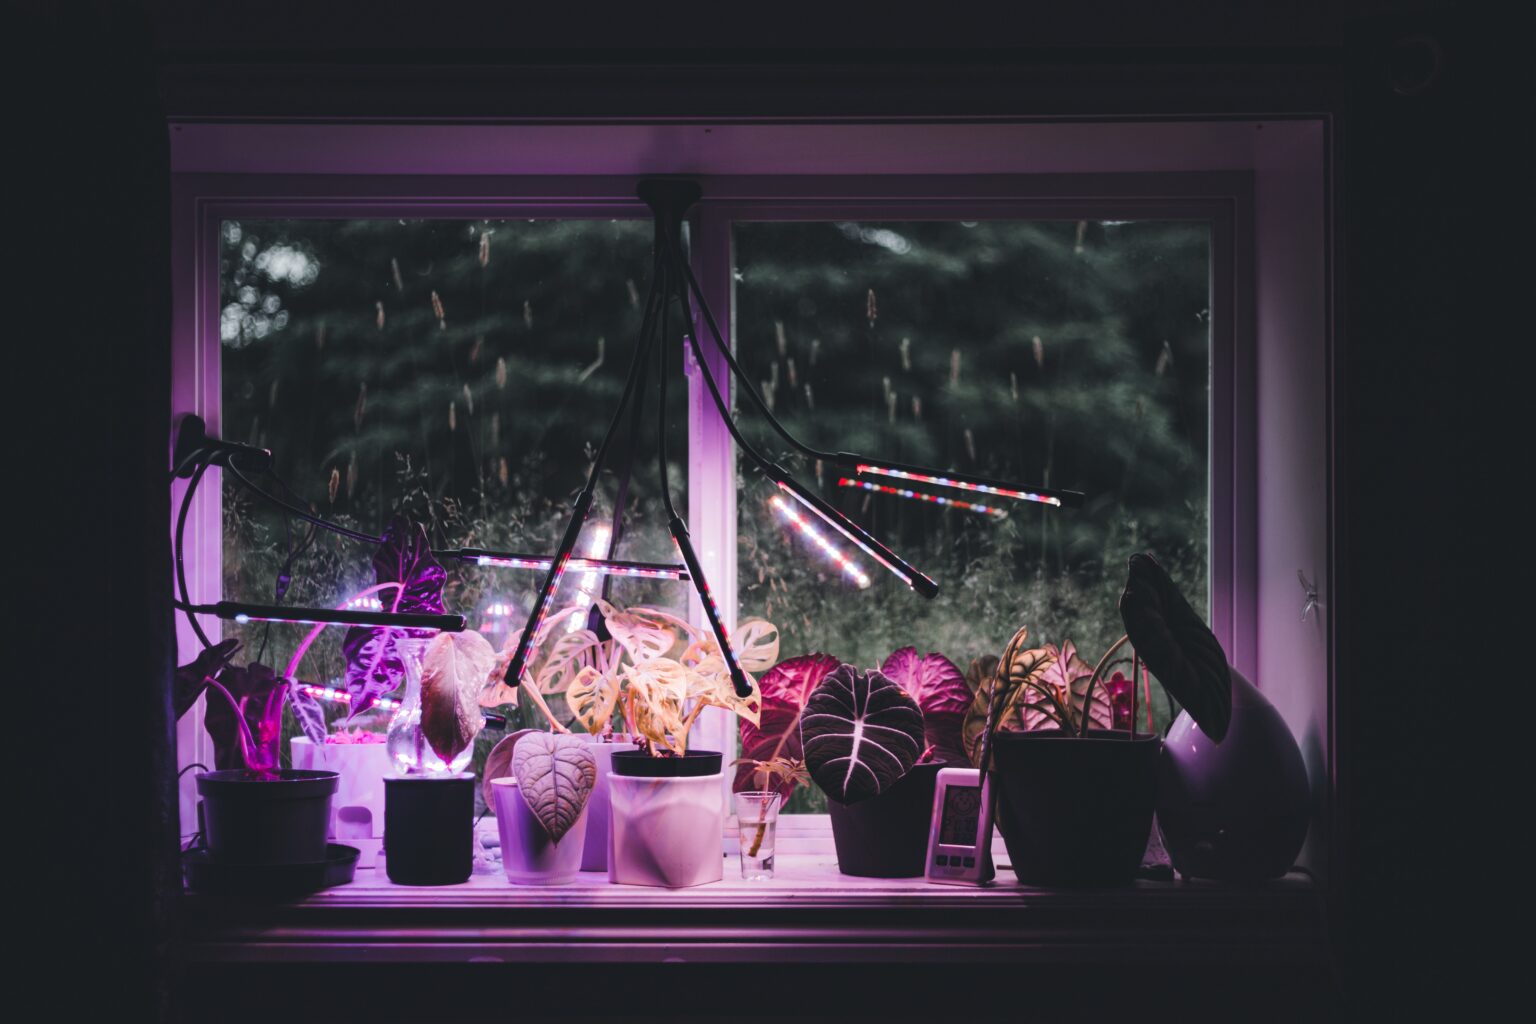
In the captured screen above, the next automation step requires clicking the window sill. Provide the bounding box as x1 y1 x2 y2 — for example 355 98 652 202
182 854 1323 965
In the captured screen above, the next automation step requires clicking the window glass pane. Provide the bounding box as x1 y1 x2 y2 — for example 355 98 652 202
732 220 1210 812
218 218 680 802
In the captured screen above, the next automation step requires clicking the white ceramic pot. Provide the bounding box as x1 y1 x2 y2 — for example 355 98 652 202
608 770 724 888
579 737 638 872
290 737 391 840
1157 666 1311 881
490 777 589 885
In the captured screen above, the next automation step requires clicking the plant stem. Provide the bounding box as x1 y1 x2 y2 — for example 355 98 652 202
1129 651 1139 739
1081 634 1130 737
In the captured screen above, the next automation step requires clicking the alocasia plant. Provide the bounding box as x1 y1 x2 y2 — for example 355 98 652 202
341 515 447 717
800 664 925 804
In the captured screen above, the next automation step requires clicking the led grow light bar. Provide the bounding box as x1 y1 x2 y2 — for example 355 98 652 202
181 600 466 632
838 477 1009 519
774 477 938 597
848 460 1083 508
770 494 872 588
296 684 402 713
448 549 690 580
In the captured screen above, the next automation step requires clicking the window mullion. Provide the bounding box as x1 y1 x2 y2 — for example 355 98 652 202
685 205 739 782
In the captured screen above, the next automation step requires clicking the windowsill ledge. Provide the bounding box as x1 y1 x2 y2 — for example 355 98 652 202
182 855 1324 965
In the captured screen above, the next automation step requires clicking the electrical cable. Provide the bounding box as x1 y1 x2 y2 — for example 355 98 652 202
501 238 667 686
678 246 1083 508
225 453 383 545
175 460 214 649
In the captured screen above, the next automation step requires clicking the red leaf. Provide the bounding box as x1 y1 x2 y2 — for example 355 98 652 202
880 647 971 767
735 653 841 796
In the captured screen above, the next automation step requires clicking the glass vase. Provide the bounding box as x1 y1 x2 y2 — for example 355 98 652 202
386 636 472 777
735 791 782 880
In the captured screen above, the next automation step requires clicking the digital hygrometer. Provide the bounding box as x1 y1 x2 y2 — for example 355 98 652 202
924 766 995 884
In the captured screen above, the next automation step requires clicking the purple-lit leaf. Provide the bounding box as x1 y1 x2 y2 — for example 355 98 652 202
173 639 240 720
342 515 447 717
289 685 328 745
341 625 406 718
880 647 970 766
735 653 841 797
203 662 286 773
800 664 924 805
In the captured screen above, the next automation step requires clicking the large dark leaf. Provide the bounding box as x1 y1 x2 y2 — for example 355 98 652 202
173 639 240 720
800 665 925 805
1118 552 1232 741
735 653 841 796
342 515 447 717
880 647 971 766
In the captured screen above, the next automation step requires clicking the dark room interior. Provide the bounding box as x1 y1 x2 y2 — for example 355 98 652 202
17 1 1528 1020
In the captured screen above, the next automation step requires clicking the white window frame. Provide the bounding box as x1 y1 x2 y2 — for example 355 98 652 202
172 173 1254 851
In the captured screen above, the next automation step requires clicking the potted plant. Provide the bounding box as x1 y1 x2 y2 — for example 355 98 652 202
505 599 778 887
962 552 1236 887
740 648 972 878
488 732 597 885
174 639 342 875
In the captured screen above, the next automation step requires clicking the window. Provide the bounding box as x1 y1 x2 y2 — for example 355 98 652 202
211 215 689 808
179 179 1245 832
730 218 1212 812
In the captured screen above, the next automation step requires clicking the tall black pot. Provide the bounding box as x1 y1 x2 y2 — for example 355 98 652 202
827 761 944 878
384 774 475 885
196 769 339 866
992 730 1159 887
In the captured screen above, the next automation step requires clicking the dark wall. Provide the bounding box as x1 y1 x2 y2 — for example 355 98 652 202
21 0 1527 1018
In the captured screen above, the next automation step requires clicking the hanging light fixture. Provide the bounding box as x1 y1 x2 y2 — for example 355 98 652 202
500 179 1083 698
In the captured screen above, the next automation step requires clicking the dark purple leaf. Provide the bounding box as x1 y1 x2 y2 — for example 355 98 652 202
173 639 240 720
203 662 286 773
289 685 328 745
800 665 924 805
880 647 970 766
735 653 841 796
1118 552 1232 741
343 515 446 717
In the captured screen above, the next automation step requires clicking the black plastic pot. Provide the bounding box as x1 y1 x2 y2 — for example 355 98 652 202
384 774 475 886
196 769 338 866
610 749 722 777
826 761 944 878
992 729 1160 887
